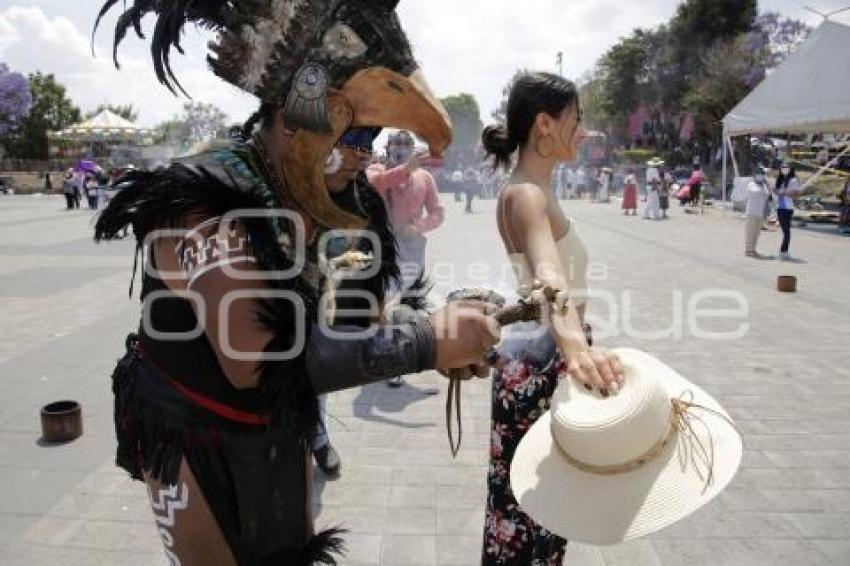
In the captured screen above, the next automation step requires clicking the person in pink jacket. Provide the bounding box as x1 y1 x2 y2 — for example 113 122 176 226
367 130 445 386
367 130 445 284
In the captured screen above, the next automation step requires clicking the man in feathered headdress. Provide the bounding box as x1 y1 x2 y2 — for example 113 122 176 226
92 2 499 564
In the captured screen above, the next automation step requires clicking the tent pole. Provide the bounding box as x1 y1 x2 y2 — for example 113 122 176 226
722 127 728 205
799 144 850 191
728 136 740 179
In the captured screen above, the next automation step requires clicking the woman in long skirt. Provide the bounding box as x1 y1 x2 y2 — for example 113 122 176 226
622 168 638 215
480 71 624 565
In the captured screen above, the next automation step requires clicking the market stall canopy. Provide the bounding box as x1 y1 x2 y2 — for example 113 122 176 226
48 109 152 143
723 20 850 136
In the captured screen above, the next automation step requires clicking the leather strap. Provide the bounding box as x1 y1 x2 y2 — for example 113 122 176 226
446 376 462 458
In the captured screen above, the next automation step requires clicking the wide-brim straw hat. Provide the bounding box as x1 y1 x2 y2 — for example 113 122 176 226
646 158 665 167
510 348 742 545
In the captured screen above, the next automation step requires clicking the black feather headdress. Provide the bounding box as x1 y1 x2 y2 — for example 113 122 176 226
93 0 416 119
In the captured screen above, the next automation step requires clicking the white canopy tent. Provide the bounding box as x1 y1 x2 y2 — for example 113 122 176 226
721 20 850 200
49 109 151 143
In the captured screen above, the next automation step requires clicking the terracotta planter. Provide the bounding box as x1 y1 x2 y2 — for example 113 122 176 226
777 275 797 293
40 400 83 443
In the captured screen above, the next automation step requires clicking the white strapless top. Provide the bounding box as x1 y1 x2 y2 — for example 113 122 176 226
508 223 588 307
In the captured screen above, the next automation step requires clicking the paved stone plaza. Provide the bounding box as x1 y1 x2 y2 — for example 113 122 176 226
1 193 849 565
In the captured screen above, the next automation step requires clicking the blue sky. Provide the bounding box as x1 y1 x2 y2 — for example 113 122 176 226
1 1 847 127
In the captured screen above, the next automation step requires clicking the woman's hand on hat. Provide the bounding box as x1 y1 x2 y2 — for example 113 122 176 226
565 348 625 396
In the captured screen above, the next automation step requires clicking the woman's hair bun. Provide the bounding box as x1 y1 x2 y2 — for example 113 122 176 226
482 124 518 170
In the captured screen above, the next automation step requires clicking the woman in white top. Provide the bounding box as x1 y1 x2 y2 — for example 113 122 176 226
774 163 801 260
643 162 662 220
479 72 624 565
745 168 771 258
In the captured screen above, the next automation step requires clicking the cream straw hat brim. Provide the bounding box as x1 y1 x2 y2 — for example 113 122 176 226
510 348 743 545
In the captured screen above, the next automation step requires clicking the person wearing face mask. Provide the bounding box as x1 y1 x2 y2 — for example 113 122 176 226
367 130 446 387
745 167 772 259
775 162 801 260
367 131 445 287
302 127 391 477
643 158 663 220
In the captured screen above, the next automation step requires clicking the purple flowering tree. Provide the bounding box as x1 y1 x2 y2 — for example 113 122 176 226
743 12 811 86
0 63 32 136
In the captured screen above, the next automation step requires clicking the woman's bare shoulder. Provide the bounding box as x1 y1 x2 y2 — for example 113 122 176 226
501 182 548 209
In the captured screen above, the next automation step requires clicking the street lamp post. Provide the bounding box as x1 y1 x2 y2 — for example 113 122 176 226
556 51 563 77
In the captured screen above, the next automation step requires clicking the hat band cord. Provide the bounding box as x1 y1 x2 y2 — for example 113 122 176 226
554 391 740 495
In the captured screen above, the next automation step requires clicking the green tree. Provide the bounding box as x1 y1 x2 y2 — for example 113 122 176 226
180 102 228 142
683 37 757 146
1 72 80 159
86 103 139 122
597 32 650 131
666 0 758 105
152 102 228 149
441 93 483 152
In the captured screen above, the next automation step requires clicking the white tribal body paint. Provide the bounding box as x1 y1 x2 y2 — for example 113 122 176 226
148 482 189 566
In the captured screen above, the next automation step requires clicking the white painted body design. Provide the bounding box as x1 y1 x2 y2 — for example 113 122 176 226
148 482 189 566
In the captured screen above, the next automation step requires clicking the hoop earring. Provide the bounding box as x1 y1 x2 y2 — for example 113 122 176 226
535 134 555 159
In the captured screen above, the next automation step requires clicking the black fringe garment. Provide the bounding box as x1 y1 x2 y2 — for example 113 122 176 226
95 156 398 565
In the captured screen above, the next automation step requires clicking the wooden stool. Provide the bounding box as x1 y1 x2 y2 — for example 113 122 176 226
777 275 797 293
40 400 83 443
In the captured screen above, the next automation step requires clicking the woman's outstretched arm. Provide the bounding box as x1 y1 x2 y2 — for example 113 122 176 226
505 183 624 393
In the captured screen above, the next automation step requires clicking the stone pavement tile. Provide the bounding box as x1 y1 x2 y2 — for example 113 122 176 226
0 430 114 472
563 543 606 566
389 484 436 508
47 491 152 523
436 485 485 510
652 507 800 540
809 490 850 513
338 447 398 468
73 469 148 498
716 488 816 513
783 512 850 539
315 480 390 508
382 507 436 535
391 465 439 486
436 465 486 487
819 468 850 488
809 539 850 564
0 467 88 515
0 511 31 547
435 535 479 565
393 447 480 468
0 543 161 566
764 450 850 469
23 515 159 553
380 534 436 566
341 464 394 486
739 449 773 469
745 434 846 451
733 468 839 490
436 506 482 538
0 266 123 299
598 540 663 566
762 489 850 514
315 505 388 534
651 538 828 566
340 533 382 565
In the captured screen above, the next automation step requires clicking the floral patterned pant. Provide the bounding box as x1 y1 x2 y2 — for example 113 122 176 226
481 353 569 565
